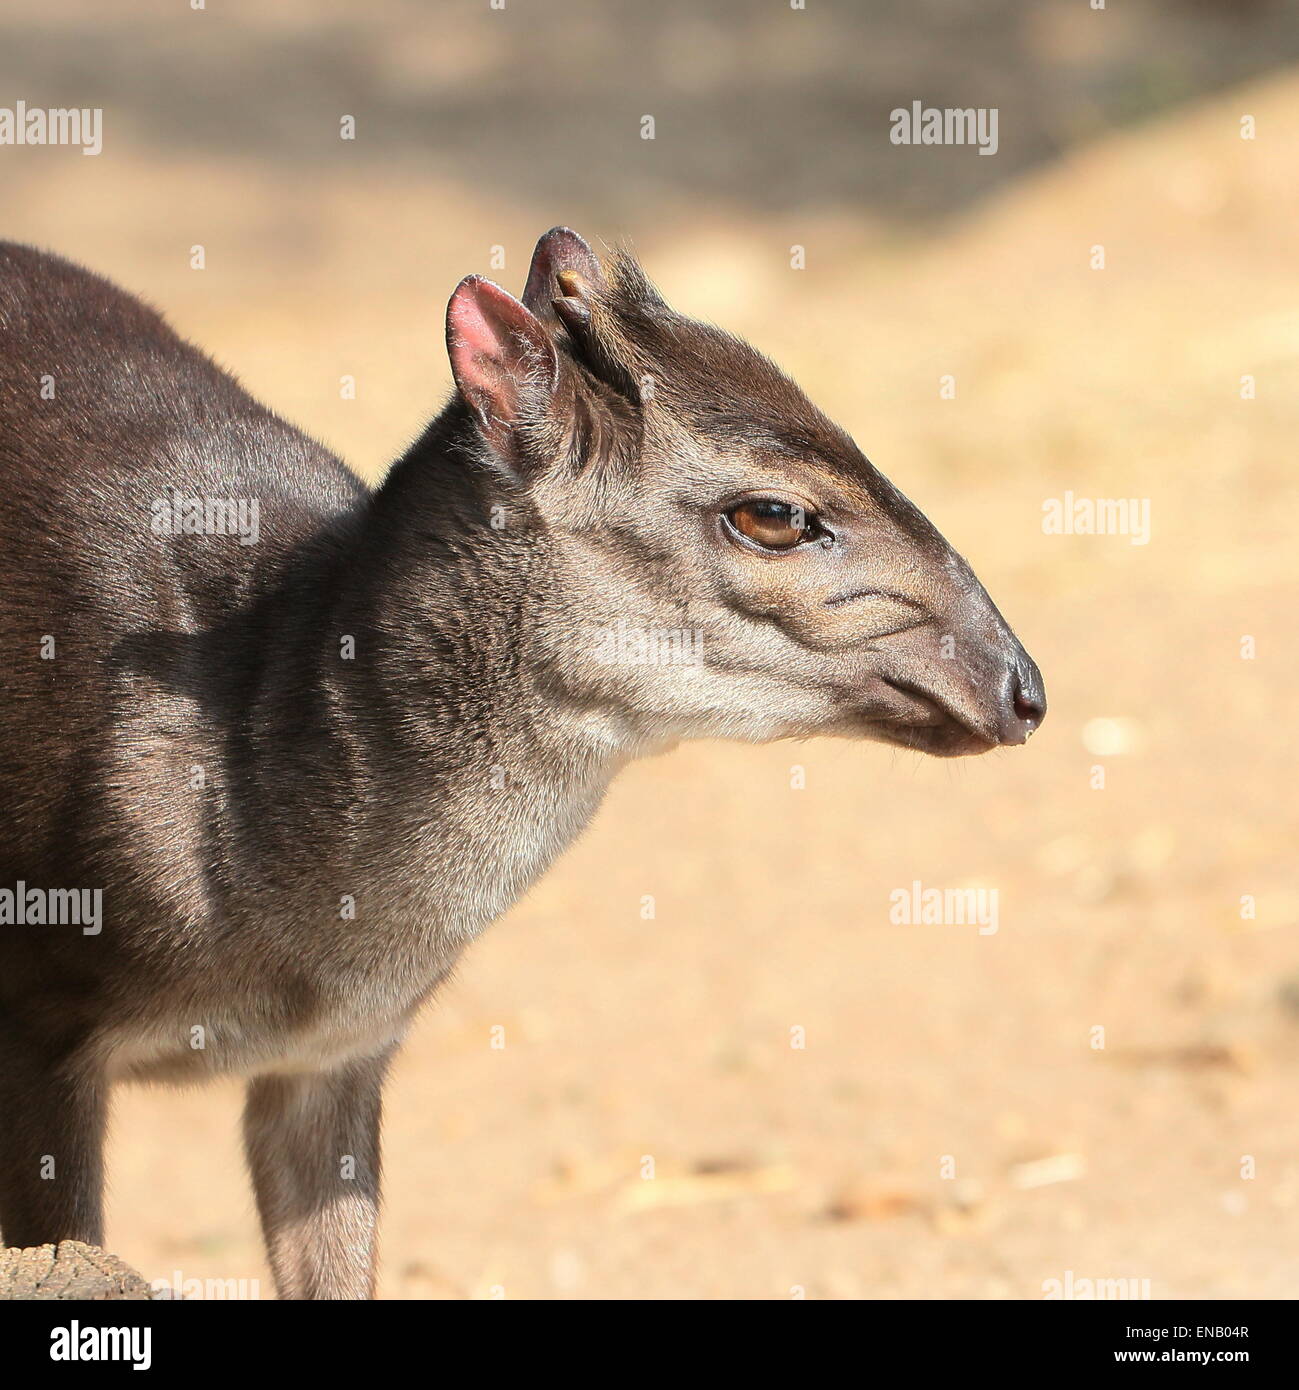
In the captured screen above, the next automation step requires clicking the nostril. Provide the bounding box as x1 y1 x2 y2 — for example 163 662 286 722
995 654 1046 746
1010 659 1047 732
1013 689 1043 725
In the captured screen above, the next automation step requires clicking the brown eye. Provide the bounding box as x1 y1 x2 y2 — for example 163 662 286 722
726 499 821 550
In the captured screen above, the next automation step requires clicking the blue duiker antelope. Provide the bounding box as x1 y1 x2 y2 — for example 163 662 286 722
0 228 1044 1298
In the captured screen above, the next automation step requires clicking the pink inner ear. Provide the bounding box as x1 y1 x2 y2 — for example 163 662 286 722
447 276 557 436
448 288 506 367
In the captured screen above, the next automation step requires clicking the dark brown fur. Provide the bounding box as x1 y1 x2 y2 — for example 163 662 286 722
0 229 1043 1296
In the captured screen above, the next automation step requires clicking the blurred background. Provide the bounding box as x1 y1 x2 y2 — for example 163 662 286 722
3 0 1298 1298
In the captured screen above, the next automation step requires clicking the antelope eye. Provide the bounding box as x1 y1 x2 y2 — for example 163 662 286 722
725 499 821 550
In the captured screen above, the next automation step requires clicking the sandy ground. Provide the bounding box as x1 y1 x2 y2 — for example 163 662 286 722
2 37 1298 1296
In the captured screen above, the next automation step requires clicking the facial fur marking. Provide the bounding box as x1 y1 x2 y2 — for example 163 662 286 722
824 586 927 611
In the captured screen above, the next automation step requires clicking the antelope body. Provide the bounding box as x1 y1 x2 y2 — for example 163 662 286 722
0 229 1044 1297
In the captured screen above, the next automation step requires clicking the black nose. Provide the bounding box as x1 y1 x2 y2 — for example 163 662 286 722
999 653 1046 745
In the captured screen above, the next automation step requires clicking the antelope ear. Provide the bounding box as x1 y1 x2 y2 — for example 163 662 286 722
522 226 604 327
446 275 559 467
